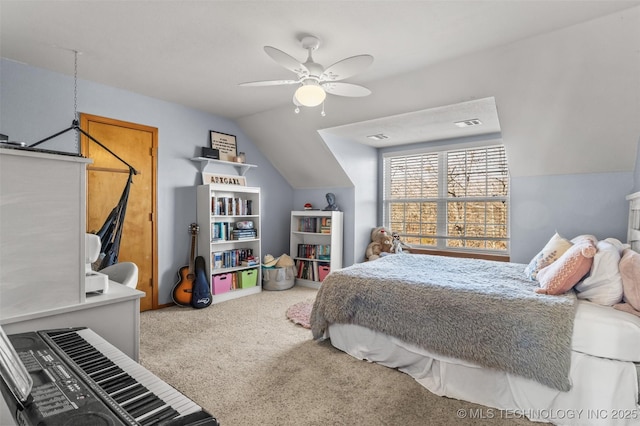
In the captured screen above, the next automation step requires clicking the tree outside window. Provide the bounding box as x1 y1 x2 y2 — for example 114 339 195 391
383 145 509 254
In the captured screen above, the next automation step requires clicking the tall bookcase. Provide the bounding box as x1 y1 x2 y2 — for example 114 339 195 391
196 184 261 304
290 210 343 289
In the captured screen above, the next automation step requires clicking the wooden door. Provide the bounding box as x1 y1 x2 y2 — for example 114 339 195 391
80 114 157 311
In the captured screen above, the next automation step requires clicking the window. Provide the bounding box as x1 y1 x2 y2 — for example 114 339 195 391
383 145 509 254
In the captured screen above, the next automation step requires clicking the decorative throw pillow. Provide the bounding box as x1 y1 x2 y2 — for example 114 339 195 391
524 232 573 280
574 239 624 306
619 248 640 311
570 234 598 245
536 239 597 295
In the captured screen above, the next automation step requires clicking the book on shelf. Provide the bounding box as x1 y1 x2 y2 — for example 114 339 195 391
296 259 330 282
231 272 238 290
211 248 254 269
297 243 330 260
298 217 318 233
319 217 332 233
231 229 257 240
212 251 223 269
211 196 254 216
297 216 332 233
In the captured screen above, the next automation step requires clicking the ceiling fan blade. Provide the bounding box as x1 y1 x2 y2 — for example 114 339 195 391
239 79 299 87
321 55 374 81
322 82 372 97
264 46 309 76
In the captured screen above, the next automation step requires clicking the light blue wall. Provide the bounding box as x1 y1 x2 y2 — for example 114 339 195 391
321 132 378 264
0 58 294 305
511 172 632 263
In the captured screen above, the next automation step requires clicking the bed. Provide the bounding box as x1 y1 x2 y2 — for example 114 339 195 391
311 221 640 425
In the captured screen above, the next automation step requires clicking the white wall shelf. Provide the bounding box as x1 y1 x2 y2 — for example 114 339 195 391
191 157 257 176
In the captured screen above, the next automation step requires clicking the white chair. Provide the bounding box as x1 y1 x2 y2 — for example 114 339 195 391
100 262 139 289
85 233 102 274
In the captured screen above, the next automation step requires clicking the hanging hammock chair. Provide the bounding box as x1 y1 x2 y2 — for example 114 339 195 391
93 168 134 270
28 119 138 270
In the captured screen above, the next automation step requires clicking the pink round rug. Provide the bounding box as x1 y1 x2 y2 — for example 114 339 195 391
286 300 313 329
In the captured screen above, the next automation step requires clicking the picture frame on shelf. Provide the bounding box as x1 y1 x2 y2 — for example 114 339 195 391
210 131 237 162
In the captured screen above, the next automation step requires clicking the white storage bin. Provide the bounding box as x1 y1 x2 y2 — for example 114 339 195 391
262 266 296 291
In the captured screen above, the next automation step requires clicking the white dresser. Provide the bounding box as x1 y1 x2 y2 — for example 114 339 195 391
0 148 142 360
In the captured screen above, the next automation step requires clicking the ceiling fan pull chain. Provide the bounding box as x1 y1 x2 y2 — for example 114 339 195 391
73 50 78 120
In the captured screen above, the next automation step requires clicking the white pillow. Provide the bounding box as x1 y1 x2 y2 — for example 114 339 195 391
524 232 573 280
574 238 624 306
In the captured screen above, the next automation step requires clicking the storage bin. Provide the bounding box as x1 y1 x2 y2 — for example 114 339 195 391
239 269 258 288
262 265 296 291
212 273 232 294
318 264 331 282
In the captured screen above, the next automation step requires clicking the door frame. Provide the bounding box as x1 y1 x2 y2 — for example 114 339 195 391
80 113 159 310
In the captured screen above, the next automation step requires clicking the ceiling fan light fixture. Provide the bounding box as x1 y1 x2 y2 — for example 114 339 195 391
294 80 326 107
240 34 373 115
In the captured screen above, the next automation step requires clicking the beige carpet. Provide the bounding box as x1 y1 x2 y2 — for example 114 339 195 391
139 286 532 425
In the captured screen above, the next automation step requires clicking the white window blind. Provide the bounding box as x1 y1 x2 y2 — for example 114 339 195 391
383 145 509 253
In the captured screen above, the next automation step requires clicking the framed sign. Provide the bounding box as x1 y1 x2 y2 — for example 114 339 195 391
210 131 237 162
202 172 246 186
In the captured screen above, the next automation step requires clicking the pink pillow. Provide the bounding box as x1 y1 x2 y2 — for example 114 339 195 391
619 249 640 311
536 240 597 295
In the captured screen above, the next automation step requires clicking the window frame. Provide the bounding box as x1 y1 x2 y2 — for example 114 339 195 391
382 142 510 255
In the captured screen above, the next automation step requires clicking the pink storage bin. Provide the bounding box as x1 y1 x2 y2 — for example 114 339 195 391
212 273 232 294
318 264 331 282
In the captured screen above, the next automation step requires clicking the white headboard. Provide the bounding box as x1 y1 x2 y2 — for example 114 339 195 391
627 192 640 252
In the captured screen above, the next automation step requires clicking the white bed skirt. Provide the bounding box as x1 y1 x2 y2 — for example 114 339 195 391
328 323 640 426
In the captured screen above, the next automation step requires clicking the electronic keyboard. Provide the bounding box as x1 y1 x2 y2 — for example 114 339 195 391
0 327 219 425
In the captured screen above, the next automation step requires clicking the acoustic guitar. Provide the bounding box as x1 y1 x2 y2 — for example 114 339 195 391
172 223 199 307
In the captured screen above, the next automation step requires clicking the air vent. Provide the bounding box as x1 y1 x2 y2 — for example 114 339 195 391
367 133 389 141
454 119 483 128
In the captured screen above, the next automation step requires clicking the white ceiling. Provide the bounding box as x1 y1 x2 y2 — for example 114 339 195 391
2 1 639 186
322 97 501 148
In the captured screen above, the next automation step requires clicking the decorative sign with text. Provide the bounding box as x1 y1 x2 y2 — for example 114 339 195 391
209 131 237 162
202 172 247 186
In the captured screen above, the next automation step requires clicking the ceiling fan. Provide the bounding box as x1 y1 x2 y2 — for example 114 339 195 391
239 35 374 115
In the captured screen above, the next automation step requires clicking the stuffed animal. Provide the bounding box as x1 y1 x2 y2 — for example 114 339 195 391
365 226 394 261
391 232 411 254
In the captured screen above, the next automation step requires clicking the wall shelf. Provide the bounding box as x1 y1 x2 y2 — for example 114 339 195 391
191 157 257 176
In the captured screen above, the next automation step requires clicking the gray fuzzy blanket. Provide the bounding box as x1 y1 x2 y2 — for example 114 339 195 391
311 254 578 391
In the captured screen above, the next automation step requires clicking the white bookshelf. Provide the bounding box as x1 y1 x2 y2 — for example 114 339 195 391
196 184 261 303
290 210 343 289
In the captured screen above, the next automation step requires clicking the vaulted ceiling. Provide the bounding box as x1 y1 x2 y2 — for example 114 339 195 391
2 1 638 187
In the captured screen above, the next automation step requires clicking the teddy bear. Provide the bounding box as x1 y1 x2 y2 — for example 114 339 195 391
365 226 394 261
